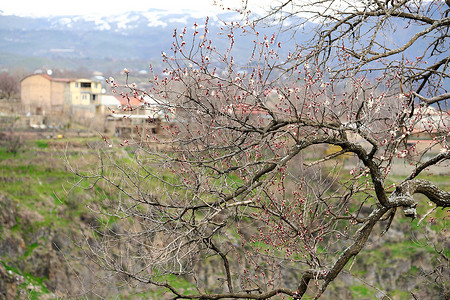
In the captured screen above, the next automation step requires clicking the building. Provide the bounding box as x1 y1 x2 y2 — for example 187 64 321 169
20 74 102 114
104 95 174 136
98 95 121 115
20 73 173 135
69 78 102 109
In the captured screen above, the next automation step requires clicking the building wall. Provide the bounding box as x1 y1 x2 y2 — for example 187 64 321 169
50 80 66 110
69 79 102 106
70 81 81 106
21 74 67 113
21 75 51 109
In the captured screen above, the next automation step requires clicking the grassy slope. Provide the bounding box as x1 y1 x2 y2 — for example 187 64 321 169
0 138 448 299
0 140 96 298
0 138 194 299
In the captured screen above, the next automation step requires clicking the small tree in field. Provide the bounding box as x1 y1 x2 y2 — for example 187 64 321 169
75 1 449 298
0 72 19 100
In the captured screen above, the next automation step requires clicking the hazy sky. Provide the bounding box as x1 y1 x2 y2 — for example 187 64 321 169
1 0 272 17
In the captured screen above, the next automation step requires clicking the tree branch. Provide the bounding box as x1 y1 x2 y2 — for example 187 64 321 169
412 92 450 105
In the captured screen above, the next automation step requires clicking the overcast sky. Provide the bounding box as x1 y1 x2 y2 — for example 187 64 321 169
1 0 273 17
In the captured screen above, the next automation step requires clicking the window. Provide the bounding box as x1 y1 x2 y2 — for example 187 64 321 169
75 83 79 88
80 82 91 88
92 94 96 101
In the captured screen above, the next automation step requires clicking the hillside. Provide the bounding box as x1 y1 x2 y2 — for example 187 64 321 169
0 10 435 74
0 10 254 73
0 128 448 299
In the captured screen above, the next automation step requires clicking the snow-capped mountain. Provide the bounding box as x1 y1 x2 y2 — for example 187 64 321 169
0 9 430 74
0 9 226 31
0 10 236 72
46 10 219 31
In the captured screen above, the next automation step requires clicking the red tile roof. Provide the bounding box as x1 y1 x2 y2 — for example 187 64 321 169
118 96 144 107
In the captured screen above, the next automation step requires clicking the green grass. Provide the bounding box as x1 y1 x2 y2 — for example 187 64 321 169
152 273 197 295
387 241 433 259
0 142 113 297
35 140 49 148
389 290 412 299
23 241 40 258
1 261 50 298
0 142 116 258
349 284 376 299
357 240 436 271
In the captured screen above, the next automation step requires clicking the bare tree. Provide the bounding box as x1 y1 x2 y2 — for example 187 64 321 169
74 1 449 299
0 72 19 99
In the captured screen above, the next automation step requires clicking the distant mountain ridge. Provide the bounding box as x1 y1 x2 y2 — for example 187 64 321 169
0 10 235 72
0 10 433 74
0 9 225 31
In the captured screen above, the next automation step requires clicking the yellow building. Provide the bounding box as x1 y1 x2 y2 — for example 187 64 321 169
69 79 102 106
20 74 102 114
